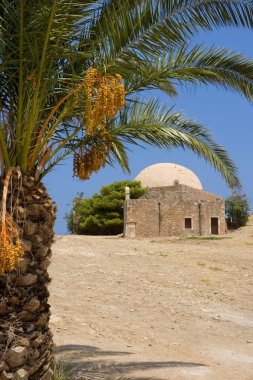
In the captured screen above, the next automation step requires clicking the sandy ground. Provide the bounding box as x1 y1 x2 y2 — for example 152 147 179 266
49 217 253 380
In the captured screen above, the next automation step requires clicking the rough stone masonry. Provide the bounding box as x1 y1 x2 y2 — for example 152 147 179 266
124 163 226 238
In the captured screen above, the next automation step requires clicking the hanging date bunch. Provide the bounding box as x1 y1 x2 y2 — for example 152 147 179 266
72 67 124 181
0 168 24 274
0 214 24 274
73 137 110 181
84 68 125 135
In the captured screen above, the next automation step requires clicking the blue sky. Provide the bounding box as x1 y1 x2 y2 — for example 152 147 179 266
45 28 253 234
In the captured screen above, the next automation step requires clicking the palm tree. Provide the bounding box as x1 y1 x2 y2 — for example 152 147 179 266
1 0 253 378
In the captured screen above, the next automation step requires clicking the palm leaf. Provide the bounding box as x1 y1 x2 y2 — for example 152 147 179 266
90 0 253 65
0 0 251 189
107 100 241 190
121 45 253 101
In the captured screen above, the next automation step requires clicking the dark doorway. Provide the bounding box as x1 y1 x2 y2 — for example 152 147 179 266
211 217 219 235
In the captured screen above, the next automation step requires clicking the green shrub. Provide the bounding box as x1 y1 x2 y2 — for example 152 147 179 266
66 180 146 235
225 194 250 229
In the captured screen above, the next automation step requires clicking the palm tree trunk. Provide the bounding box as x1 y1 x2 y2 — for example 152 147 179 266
0 173 56 380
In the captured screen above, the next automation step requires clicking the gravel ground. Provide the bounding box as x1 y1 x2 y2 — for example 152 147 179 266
49 216 253 380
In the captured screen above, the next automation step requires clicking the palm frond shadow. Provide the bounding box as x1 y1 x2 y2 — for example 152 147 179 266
55 344 133 359
54 344 206 380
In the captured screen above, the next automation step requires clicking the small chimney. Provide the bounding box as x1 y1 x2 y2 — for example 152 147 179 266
125 186 130 201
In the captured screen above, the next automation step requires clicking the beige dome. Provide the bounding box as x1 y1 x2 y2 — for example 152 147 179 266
135 163 203 190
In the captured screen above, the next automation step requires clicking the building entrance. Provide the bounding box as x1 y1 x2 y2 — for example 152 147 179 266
211 217 219 235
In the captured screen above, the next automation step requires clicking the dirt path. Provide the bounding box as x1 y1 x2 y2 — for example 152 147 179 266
49 217 253 379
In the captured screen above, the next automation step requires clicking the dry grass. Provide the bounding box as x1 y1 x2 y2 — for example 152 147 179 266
208 266 223 271
197 262 222 272
53 361 75 380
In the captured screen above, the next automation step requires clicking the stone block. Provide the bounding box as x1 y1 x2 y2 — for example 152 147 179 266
35 314 48 327
6 346 27 369
24 221 37 236
31 334 44 348
39 258 50 270
32 235 43 246
15 338 30 348
16 274 37 287
26 204 41 217
7 297 20 306
24 298 40 313
35 246 49 259
13 369 28 380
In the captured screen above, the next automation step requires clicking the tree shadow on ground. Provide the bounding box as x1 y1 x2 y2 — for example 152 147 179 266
55 344 206 380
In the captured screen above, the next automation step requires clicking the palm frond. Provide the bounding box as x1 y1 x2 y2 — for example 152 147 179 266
0 0 97 170
108 100 241 190
107 138 130 173
90 0 253 65
121 45 253 101
0 0 250 188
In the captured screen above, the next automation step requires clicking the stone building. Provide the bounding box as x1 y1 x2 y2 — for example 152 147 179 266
124 163 226 238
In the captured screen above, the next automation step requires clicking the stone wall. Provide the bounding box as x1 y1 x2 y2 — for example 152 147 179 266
124 200 159 237
199 201 226 236
142 184 221 202
124 185 226 237
159 200 200 237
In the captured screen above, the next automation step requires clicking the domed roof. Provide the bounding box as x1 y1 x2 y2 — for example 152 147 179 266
135 163 203 190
